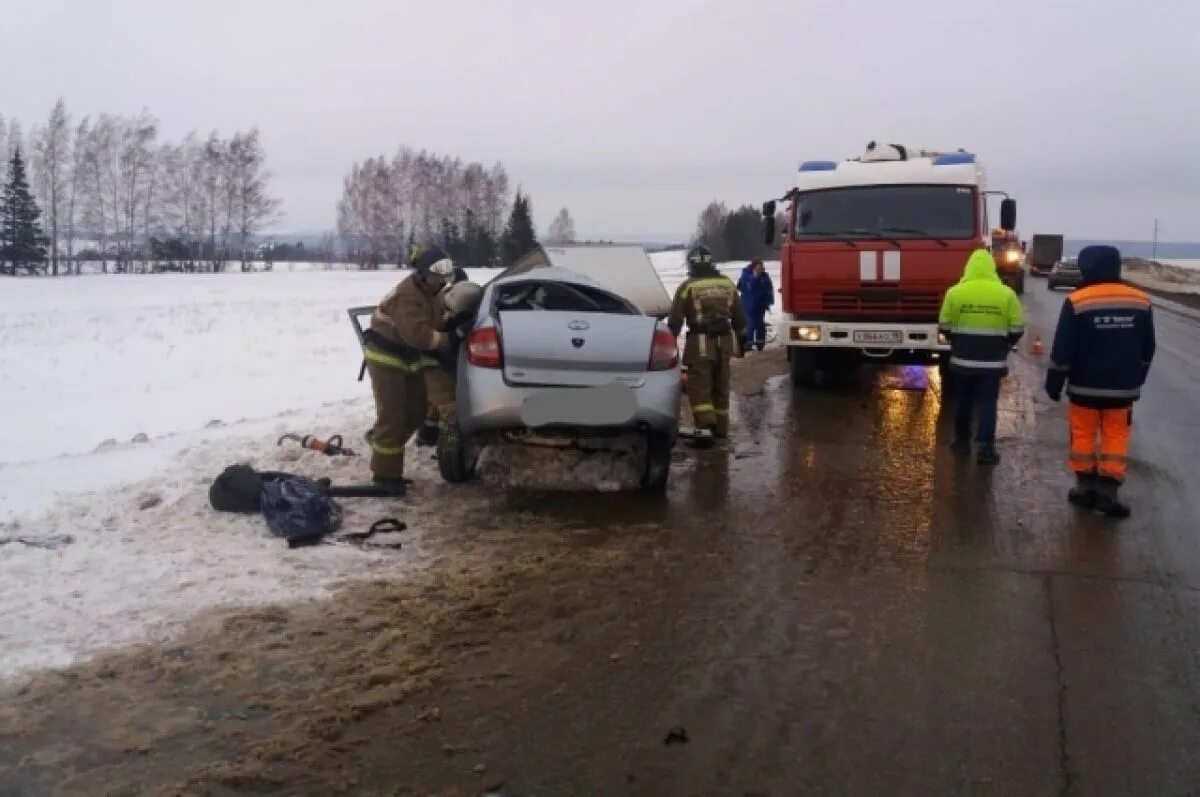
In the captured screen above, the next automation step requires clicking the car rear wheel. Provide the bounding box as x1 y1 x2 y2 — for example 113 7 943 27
437 405 479 483
641 430 672 493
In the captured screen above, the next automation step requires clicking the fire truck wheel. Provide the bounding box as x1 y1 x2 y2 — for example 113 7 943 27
789 348 819 388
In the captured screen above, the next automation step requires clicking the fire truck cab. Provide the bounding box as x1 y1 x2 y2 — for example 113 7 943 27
762 141 1016 388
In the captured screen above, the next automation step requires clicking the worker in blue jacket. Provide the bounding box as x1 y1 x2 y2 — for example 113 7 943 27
737 259 774 351
1045 245 1156 517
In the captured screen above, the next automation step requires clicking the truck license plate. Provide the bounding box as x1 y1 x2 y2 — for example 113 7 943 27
853 330 903 345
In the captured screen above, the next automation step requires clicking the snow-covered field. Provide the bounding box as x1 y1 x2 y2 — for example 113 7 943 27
0 251 780 682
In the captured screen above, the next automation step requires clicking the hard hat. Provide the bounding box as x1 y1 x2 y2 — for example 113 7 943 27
687 245 714 267
442 280 484 315
412 245 456 279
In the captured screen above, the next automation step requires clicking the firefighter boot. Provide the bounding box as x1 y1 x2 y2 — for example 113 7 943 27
689 428 716 449
1093 476 1131 518
714 411 730 441
977 446 1001 466
372 477 408 497
1068 471 1097 508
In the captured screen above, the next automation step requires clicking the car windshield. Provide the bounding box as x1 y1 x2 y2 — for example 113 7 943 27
793 184 977 240
495 281 638 314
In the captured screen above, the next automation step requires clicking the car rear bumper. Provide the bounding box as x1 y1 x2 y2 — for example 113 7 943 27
457 364 681 437
1048 274 1083 287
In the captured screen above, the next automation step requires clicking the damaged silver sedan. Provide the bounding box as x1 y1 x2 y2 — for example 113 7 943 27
438 245 681 492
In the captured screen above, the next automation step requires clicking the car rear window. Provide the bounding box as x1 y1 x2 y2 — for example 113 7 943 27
495 281 638 315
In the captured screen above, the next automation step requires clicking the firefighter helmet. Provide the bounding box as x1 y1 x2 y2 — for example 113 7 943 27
687 245 715 273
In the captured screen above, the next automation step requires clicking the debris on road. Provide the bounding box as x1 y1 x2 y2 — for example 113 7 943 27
664 726 690 746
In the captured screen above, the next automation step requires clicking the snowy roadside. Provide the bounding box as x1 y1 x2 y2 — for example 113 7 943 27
0 251 780 683
1121 257 1200 296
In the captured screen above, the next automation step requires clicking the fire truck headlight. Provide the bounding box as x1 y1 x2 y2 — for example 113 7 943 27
938 330 950 346
792 325 822 342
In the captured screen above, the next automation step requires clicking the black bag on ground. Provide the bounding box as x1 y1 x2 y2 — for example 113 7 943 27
209 465 268 513
209 465 304 513
260 474 344 547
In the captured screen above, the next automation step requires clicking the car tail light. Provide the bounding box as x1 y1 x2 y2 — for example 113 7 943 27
467 326 502 368
648 327 679 371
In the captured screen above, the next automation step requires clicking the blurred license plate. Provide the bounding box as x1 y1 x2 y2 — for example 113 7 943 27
854 330 903 345
520 384 637 427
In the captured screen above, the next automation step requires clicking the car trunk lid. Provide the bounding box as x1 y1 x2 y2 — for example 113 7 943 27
498 310 658 387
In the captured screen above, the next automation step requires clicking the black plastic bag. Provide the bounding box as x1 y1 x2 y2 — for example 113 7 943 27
260 474 344 547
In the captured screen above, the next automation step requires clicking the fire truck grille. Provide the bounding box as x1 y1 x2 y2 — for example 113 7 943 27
821 291 942 314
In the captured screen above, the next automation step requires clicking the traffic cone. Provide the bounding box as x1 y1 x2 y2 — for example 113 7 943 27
1031 336 1044 355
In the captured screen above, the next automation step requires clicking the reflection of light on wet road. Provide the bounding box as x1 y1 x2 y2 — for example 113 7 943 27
861 366 941 560
882 365 932 392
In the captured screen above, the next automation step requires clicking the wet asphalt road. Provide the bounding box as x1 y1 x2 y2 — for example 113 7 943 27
438 280 1200 796
4 279 1200 797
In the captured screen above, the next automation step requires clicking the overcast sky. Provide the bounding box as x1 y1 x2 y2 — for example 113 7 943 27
4 0 1198 242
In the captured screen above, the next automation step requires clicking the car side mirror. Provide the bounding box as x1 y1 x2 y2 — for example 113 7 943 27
1000 198 1017 231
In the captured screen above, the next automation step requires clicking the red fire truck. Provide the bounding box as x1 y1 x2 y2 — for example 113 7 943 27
761 141 1017 388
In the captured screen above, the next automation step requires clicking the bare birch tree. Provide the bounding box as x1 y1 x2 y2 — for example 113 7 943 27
547 207 576 244
226 129 281 270
31 100 71 275
65 117 90 273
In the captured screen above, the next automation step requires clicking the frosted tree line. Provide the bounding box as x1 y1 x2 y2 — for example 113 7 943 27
1 99 280 275
336 147 518 269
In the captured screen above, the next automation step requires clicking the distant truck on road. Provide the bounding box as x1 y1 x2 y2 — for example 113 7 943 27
1027 234 1064 277
990 227 1026 294
761 141 1017 389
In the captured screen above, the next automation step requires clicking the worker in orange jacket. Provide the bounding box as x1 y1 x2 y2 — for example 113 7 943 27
1045 245 1156 517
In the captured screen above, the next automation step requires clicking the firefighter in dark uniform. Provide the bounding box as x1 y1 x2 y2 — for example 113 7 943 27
668 245 748 447
361 246 458 493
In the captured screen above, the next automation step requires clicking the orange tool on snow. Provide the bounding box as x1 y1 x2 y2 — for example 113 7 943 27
277 434 356 457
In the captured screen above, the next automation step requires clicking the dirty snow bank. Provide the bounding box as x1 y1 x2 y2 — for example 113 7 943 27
1122 258 1200 296
0 399 451 682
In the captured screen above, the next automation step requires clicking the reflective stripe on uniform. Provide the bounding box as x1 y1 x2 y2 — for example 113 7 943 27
949 356 1007 370
371 440 407 456
950 327 1008 336
1050 360 1071 372
1068 284 1152 313
1098 453 1128 463
714 408 729 415
1071 300 1152 314
364 347 423 372
1068 385 1141 398
682 277 734 295
692 403 714 413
